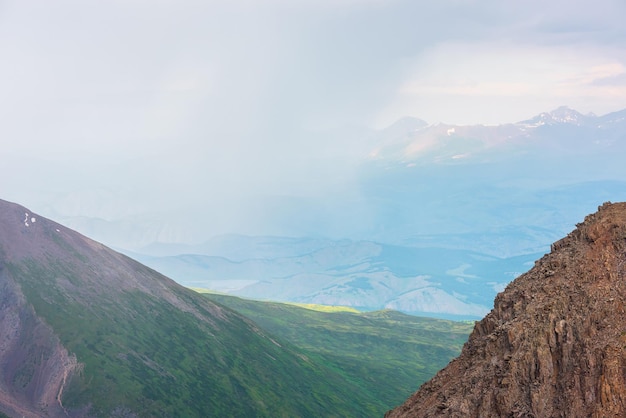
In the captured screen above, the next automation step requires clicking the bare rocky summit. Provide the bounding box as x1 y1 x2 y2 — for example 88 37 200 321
387 202 626 418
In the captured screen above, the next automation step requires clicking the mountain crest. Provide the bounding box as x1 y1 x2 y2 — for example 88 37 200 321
520 105 592 127
387 201 626 417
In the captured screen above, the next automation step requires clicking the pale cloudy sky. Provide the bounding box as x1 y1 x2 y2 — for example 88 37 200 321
1 0 625 241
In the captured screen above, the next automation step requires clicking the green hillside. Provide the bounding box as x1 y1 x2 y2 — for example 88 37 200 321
0 199 474 417
200 292 474 410
7 258 398 417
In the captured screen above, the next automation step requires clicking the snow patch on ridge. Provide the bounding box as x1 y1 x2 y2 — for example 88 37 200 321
23 213 37 227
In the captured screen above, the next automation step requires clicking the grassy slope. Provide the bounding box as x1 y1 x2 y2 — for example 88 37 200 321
8 259 391 417
201 292 474 410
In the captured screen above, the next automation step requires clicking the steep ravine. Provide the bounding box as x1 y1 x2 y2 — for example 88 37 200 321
0 268 80 418
387 202 626 417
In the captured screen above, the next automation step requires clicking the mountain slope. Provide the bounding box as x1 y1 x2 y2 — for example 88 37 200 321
200 292 473 408
386 202 626 417
0 199 386 417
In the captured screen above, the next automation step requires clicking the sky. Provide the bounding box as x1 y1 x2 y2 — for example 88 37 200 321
1 0 626 245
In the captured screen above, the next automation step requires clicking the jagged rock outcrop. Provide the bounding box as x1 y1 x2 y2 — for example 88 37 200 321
387 202 626 418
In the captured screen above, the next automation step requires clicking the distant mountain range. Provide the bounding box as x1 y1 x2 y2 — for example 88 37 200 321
131 236 539 319
369 106 626 164
520 106 625 127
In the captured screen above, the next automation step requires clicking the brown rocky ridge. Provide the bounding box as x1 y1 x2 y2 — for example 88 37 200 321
386 202 626 418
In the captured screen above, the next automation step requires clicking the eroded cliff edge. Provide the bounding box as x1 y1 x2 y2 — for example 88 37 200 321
0 267 80 418
387 202 626 418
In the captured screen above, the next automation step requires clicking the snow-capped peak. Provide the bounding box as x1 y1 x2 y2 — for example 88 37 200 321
518 106 592 127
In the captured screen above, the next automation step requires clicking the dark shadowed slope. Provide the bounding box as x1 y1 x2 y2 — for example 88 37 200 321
386 202 626 417
201 293 473 410
0 199 385 417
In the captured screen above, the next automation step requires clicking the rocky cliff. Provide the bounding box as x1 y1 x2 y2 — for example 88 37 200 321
386 202 626 417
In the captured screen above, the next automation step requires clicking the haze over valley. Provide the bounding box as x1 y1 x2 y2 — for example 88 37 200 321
1 1 626 416
4 105 626 319
41 106 626 318
3 1 625 320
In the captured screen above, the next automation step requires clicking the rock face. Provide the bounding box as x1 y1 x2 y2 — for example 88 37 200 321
387 202 626 418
